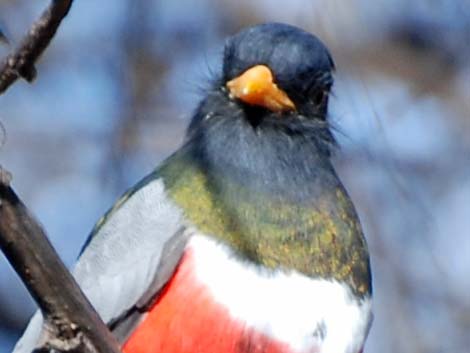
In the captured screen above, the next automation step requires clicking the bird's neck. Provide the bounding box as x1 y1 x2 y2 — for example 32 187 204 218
184 91 339 201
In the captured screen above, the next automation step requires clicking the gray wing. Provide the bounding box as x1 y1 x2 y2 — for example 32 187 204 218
13 177 189 353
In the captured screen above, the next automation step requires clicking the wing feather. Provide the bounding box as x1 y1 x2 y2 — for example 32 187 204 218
13 177 188 353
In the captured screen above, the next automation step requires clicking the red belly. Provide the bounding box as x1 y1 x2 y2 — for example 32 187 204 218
122 249 295 353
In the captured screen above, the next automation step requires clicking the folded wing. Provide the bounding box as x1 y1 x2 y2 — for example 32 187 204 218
13 175 189 352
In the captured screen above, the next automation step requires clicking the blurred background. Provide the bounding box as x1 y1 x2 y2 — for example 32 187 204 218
0 0 469 352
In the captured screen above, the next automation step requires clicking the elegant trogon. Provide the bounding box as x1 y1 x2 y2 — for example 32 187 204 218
14 22 372 353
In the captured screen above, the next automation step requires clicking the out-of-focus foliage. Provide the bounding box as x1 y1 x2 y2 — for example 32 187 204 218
0 1 469 352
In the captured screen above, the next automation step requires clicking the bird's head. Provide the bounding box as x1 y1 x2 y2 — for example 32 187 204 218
186 22 338 167
188 23 335 135
223 23 335 120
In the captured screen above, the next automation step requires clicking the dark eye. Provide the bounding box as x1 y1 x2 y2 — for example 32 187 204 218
312 90 327 106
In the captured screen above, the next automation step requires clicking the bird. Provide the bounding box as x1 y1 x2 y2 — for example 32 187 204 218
14 22 372 353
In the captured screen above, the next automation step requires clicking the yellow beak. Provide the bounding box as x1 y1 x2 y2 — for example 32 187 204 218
226 65 296 112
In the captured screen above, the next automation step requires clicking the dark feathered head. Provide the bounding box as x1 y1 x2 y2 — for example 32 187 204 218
223 23 335 119
188 23 336 148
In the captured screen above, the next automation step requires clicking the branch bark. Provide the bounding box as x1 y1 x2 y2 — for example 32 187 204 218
0 168 121 353
0 0 73 93
0 1 122 352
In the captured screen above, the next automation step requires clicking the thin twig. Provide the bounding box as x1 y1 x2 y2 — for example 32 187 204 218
0 0 73 93
0 167 122 353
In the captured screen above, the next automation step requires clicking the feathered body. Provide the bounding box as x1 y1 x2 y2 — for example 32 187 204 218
14 23 372 353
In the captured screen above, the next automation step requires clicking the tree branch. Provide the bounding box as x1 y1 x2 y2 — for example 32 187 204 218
0 1 122 351
0 167 121 353
0 0 73 93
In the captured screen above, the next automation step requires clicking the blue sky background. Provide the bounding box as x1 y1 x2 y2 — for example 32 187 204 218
1 1 469 352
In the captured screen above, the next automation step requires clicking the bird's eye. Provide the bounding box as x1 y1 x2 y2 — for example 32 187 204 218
312 90 327 106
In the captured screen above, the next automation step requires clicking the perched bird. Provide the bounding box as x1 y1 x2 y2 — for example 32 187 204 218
14 23 372 353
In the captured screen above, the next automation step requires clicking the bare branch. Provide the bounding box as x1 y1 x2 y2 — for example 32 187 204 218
0 1 123 351
0 0 73 94
0 167 121 353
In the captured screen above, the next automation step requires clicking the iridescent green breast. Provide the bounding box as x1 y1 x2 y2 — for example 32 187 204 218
158 152 371 298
